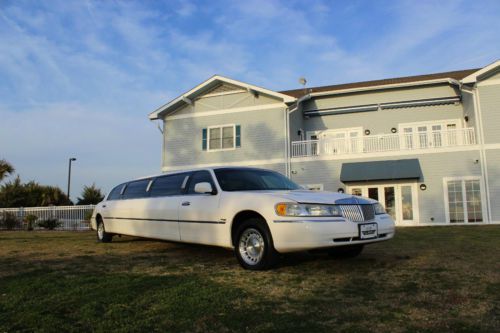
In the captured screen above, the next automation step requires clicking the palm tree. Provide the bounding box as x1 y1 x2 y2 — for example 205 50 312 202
77 184 105 205
0 159 14 182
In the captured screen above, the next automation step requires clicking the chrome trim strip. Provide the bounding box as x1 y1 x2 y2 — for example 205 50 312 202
273 219 345 223
103 216 225 224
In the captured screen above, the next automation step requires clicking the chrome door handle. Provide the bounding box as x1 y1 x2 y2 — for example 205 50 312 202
181 201 190 206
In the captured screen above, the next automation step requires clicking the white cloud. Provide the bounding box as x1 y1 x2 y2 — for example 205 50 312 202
0 0 499 201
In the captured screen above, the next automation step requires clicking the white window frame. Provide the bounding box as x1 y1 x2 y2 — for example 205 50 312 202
443 176 487 224
398 119 463 131
398 119 463 150
346 182 419 226
207 124 236 152
306 127 363 155
306 127 363 140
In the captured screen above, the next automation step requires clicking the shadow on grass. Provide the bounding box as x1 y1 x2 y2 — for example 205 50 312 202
0 259 324 333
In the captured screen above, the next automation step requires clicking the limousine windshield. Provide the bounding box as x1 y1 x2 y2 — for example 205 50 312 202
214 168 301 191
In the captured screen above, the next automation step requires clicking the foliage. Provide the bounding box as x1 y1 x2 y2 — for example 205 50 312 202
36 218 61 230
84 210 93 222
77 184 105 205
0 159 15 182
1 212 19 230
24 214 38 231
0 176 72 208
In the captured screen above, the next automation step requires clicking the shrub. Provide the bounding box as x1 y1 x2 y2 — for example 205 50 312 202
24 214 38 231
84 211 93 222
37 218 61 230
1 212 19 230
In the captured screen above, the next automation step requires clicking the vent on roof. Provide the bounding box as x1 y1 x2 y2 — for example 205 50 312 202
203 83 245 97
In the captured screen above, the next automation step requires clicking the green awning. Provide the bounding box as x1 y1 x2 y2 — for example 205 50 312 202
340 159 422 182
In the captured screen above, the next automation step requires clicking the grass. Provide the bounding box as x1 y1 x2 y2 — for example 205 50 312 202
0 226 499 332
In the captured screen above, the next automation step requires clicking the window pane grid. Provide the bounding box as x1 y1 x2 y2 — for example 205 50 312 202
465 180 482 222
447 179 482 223
208 126 234 150
209 128 221 150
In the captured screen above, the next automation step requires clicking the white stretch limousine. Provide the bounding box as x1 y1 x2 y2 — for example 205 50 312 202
91 167 395 270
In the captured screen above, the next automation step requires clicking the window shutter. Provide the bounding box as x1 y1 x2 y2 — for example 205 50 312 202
202 128 207 151
235 125 241 147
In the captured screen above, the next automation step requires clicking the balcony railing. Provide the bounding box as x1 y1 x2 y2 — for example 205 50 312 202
291 128 476 158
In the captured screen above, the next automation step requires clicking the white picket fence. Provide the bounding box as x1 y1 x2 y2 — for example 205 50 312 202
0 205 96 231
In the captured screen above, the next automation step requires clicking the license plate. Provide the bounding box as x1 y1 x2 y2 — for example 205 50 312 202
359 223 378 239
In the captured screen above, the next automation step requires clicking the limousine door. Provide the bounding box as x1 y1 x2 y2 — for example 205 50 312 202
178 170 224 246
136 173 190 241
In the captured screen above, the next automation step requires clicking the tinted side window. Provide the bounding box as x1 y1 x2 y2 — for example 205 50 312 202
187 171 215 194
122 179 150 199
107 184 124 201
150 173 188 197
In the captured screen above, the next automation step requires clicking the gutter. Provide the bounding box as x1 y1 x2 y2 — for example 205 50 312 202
303 78 461 98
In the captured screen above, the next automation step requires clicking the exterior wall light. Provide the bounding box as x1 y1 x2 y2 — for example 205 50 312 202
464 115 469 122
337 188 345 193
391 128 397 133
364 129 371 135
420 184 427 191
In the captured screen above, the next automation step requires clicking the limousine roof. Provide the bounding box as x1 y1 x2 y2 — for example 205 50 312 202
132 166 273 181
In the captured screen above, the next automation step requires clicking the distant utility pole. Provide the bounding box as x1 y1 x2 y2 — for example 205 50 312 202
67 157 77 200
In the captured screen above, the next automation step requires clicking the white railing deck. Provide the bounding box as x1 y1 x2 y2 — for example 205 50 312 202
0 205 95 231
291 128 476 158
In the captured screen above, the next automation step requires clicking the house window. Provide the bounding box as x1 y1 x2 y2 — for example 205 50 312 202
444 177 483 223
203 124 241 151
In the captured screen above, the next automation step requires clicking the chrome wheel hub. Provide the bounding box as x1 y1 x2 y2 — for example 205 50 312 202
239 228 265 265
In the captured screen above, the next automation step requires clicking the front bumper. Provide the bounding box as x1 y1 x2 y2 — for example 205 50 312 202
270 214 395 253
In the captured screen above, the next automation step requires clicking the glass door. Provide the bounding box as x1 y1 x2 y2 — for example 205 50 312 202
383 186 396 221
347 183 419 225
400 185 415 222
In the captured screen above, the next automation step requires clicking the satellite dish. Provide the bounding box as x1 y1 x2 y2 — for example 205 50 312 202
298 77 307 86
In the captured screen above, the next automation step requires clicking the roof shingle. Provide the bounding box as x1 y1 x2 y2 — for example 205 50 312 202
280 68 479 98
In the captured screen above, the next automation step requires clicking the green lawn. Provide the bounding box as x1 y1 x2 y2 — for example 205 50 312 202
0 226 499 332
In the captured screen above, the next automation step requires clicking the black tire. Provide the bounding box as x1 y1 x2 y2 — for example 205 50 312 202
327 244 364 259
234 218 277 270
96 218 113 243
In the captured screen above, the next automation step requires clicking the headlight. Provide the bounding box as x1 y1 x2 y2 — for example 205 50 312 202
275 203 342 217
373 203 386 215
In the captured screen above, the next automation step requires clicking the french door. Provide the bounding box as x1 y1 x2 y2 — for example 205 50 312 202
347 183 419 225
400 120 460 149
308 128 363 155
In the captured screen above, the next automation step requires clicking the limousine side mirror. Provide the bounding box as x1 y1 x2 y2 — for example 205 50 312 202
194 182 214 194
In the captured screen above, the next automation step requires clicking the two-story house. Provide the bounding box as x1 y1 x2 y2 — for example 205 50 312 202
149 60 500 226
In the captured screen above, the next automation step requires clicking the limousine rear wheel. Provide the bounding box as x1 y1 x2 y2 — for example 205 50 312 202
235 219 277 270
96 219 113 243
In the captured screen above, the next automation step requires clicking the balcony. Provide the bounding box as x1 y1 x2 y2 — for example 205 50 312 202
291 128 476 158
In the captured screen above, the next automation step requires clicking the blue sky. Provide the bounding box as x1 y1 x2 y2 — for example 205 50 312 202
0 0 499 200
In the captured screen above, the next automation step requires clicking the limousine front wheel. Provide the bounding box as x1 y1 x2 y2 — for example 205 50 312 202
96 219 113 243
235 219 277 270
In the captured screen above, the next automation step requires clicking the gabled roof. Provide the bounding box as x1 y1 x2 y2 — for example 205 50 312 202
462 60 500 84
149 75 296 120
280 69 479 98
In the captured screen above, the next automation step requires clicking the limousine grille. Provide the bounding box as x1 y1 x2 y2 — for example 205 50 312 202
339 205 375 222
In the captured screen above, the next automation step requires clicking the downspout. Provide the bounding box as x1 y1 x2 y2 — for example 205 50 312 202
472 87 492 223
463 87 492 223
284 107 290 178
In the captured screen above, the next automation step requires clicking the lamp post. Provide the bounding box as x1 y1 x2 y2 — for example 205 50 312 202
67 157 77 201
